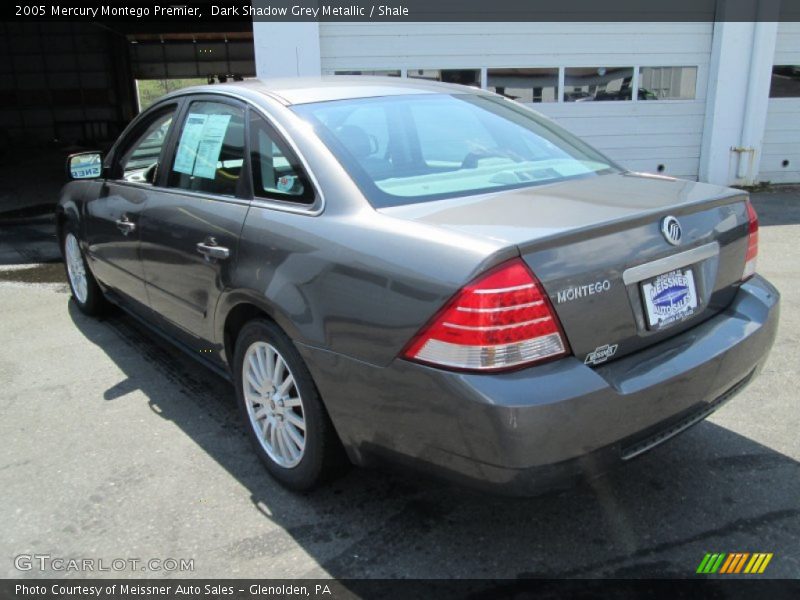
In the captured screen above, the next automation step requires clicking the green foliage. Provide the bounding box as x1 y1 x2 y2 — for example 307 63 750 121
137 79 208 110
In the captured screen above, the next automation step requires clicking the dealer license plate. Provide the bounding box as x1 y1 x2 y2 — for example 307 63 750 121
641 268 699 330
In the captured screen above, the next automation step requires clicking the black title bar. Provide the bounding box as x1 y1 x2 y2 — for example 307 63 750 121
5 0 800 23
3 579 800 600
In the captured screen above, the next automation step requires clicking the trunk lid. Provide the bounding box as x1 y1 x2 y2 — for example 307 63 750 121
380 172 751 366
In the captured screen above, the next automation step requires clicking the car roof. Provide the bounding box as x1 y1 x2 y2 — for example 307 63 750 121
161 76 491 106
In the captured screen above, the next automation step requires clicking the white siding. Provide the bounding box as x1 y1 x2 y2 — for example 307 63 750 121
773 21 800 65
534 102 704 179
319 22 712 179
760 22 800 184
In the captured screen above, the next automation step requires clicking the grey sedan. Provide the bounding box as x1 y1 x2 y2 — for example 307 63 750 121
58 78 779 494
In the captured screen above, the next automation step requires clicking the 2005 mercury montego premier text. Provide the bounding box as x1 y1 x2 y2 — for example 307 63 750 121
58 77 779 494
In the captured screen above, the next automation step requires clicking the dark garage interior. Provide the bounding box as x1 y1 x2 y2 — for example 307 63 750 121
0 20 253 217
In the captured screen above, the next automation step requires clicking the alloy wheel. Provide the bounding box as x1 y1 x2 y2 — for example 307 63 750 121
64 233 88 304
243 341 306 468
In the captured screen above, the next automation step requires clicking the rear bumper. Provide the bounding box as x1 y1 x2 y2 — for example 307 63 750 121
299 275 780 495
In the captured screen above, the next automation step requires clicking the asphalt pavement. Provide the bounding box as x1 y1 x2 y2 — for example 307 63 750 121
0 188 798 580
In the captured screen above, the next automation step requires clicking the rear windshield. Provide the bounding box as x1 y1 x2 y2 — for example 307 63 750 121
291 93 619 208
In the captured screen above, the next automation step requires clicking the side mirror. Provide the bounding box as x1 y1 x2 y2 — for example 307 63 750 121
67 152 104 180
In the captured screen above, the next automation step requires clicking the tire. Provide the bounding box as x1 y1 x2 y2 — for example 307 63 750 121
233 319 346 491
62 226 108 316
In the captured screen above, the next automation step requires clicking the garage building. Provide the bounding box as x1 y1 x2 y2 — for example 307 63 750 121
0 17 796 192
253 20 800 187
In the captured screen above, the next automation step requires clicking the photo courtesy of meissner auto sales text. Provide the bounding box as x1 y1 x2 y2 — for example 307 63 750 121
0 0 798 597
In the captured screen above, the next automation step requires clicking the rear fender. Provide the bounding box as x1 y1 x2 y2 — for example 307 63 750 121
213 289 305 368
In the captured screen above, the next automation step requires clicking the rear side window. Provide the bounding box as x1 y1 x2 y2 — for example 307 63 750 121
169 100 245 196
249 113 314 203
117 108 175 183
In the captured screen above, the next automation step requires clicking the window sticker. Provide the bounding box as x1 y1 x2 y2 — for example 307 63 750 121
173 113 208 174
276 175 297 193
191 114 232 179
173 112 232 179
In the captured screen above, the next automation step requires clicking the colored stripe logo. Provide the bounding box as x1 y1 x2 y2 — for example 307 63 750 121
696 553 773 574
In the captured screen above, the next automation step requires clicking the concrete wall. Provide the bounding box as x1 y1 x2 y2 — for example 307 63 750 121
254 22 320 78
699 19 779 186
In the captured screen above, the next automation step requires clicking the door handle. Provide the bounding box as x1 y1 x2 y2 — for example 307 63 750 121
115 216 136 235
196 238 230 260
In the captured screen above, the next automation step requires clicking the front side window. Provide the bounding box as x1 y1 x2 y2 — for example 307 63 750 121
118 108 175 183
292 93 618 207
249 114 314 203
169 100 245 196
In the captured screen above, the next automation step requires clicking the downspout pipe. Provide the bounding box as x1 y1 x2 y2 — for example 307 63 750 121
737 7 779 181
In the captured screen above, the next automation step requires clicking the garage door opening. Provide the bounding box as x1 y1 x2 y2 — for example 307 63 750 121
128 32 256 113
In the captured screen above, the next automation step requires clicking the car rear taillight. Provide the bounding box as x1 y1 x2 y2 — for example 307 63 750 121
742 199 759 281
402 258 569 371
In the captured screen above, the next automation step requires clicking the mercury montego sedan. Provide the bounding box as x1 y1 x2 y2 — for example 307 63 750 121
58 78 779 493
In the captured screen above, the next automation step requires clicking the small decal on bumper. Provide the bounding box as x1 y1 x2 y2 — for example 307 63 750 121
585 343 619 365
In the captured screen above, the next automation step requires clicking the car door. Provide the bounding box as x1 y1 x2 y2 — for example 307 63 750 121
83 104 179 311
138 96 250 352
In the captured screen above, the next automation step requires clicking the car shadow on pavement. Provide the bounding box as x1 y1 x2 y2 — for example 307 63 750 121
68 301 800 580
